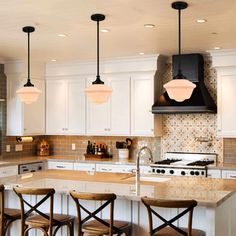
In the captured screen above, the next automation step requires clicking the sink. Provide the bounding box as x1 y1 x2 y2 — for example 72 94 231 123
124 175 171 182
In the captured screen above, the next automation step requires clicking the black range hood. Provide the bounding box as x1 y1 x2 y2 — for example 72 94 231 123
152 54 217 114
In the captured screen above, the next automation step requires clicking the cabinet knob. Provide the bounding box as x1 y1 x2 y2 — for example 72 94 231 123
104 128 107 131
151 129 154 132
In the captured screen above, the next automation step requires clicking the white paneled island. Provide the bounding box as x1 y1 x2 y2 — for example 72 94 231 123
2 170 236 236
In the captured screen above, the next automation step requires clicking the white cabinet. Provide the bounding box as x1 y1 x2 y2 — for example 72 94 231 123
0 165 18 177
217 74 236 137
96 163 135 173
207 169 221 178
131 72 160 136
7 77 45 136
47 161 74 170
74 163 95 171
222 170 236 179
86 74 130 136
46 78 86 135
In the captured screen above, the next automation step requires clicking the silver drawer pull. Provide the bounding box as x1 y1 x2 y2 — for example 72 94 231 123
230 175 236 178
56 166 66 169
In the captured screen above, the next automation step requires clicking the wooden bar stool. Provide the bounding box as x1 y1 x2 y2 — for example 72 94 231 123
0 184 21 236
70 191 132 236
141 197 206 236
13 187 74 236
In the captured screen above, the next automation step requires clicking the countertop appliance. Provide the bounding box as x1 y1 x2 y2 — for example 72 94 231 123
150 152 217 177
152 54 217 114
18 162 44 174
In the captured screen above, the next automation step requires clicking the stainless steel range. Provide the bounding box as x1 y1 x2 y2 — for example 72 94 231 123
151 152 217 177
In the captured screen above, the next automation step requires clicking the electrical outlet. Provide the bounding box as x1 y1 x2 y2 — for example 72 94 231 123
15 144 23 152
6 145 10 152
72 143 76 151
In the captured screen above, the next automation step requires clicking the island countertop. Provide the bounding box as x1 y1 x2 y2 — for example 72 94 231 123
2 169 236 208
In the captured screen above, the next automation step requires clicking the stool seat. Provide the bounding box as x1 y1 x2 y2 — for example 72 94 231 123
83 219 131 235
25 214 74 228
155 227 206 236
4 208 21 219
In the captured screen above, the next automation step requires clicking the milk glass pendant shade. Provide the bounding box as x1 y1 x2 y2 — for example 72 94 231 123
85 14 112 104
16 26 41 104
163 2 196 102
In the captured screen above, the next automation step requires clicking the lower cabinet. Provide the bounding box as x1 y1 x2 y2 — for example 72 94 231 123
207 169 222 178
222 170 236 179
74 163 95 171
0 165 18 177
96 164 135 173
47 161 74 170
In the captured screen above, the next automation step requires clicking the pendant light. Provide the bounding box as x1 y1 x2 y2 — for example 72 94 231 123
16 26 41 104
163 2 196 102
85 14 112 104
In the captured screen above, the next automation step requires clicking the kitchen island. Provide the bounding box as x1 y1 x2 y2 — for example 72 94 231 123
2 170 236 236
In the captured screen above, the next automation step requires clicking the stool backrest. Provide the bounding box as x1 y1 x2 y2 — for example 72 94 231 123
70 191 119 236
141 197 197 236
13 187 56 236
0 185 4 236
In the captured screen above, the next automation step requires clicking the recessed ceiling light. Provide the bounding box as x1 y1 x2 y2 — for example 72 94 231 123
144 24 155 28
101 29 110 33
196 19 207 23
51 59 57 62
139 52 145 55
57 33 67 37
214 47 221 50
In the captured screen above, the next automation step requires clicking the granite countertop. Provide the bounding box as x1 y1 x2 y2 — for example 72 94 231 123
2 169 236 207
0 155 139 167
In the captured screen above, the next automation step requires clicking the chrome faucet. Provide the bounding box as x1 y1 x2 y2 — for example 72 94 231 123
136 146 153 182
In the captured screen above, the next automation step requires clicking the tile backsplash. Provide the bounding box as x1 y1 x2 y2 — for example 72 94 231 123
1 59 236 163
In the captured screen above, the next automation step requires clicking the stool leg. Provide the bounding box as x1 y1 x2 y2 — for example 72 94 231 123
69 221 74 236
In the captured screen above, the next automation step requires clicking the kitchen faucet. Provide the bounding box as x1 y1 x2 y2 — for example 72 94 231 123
136 146 153 182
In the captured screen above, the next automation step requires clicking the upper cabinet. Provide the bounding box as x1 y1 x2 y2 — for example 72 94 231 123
131 72 154 136
45 55 164 137
6 61 45 136
46 77 86 135
209 50 236 137
86 74 130 135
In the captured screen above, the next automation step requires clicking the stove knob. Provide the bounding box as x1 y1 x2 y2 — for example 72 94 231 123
169 170 174 175
195 171 200 176
156 169 161 174
161 169 165 174
38 166 42 170
152 169 156 173
201 171 205 176
190 171 195 175
181 171 186 176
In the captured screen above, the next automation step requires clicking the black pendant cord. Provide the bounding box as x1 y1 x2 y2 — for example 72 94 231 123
92 18 104 85
178 8 182 73
24 30 34 87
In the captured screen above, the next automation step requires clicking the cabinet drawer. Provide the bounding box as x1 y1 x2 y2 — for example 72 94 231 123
96 164 135 173
0 166 18 177
222 170 236 179
207 169 221 179
74 163 95 171
47 161 74 170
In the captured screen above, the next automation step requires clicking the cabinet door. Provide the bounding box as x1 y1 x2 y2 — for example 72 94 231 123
222 170 236 179
131 73 154 136
67 79 86 134
0 166 18 177
217 75 236 137
47 161 74 170
86 77 110 135
207 169 221 178
24 79 45 135
46 80 66 134
109 75 130 135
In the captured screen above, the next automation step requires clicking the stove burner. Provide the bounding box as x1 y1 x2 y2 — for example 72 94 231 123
154 159 182 165
186 160 214 166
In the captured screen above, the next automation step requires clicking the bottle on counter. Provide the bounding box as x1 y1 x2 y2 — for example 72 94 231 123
86 141 91 154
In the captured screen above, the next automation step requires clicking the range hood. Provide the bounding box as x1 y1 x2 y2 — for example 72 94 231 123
152 54 217 114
